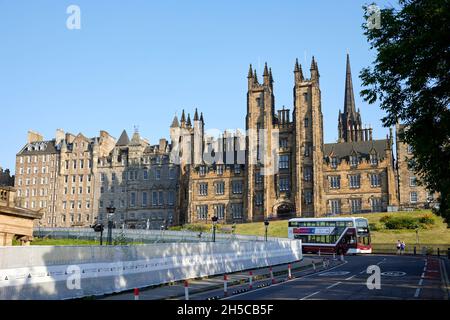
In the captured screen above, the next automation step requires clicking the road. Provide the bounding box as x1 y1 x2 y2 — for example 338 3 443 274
216 255 447 300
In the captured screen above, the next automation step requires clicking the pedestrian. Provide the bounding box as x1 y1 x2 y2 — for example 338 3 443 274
400 241 406 255
396 240 401 254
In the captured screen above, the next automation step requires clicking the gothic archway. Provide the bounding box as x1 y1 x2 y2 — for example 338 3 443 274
274 202 295 219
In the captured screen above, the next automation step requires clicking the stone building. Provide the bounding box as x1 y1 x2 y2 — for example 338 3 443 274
95 129 179 229
0 167 14 186
14 129 178 228
178 54 400 223
395 124 435 209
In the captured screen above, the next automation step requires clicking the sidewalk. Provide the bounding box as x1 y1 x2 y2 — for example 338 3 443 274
100 256 333 300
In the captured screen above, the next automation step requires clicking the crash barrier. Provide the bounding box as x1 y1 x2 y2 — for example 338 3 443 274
33 227 281 243
0 239 302 300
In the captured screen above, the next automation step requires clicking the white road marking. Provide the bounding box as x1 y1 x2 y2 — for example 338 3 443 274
360 270 366 274
222 260 349 300
376 258 386 265
345 275 356 281
414 288 421 298
418 279 423 286
326 282 341 289
423 267 427 272
421 273 425 278
300 291 321 300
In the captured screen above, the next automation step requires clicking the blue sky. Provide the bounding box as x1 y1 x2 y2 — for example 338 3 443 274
0 0 392 171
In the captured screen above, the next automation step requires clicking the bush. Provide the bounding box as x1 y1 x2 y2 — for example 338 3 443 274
418 214 435 225
369 223 380 231
383 216 420 230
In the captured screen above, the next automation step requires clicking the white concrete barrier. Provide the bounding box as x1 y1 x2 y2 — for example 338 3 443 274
0 239 302 300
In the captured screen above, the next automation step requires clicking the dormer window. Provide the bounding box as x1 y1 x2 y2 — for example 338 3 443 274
330 157 338 169
199 166 207 176
370 154 378 166
350 155 358 167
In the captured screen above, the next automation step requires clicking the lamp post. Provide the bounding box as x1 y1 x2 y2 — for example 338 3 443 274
106 205 116 245
211 216 218 242
264 219 270 242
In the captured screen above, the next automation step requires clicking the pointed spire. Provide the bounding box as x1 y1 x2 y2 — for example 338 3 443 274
186 113 192 127
294 58 304 82
194 108 199 121
200 112 204 123
263 62 269 77
344 53 357 115
247 64 253 78
269 68 273 84
254 70 258 82
116 130 130 146
181 110 186 123
171 115 179 128
310 56 316 70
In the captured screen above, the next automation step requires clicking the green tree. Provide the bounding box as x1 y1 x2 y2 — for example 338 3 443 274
360 0 450 225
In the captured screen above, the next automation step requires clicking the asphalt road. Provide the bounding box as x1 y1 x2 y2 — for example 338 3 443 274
216 255 447 300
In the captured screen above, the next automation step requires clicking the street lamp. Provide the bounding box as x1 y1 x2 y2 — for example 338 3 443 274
211 216 218 242
106 205 116 245
264 219 270 242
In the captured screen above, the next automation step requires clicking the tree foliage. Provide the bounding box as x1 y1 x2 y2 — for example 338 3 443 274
360 0 450 225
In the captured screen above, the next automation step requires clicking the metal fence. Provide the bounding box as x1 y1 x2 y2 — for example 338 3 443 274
33 227 280 244
372 243 450 256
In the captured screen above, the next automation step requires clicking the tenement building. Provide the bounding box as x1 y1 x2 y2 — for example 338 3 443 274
14 129 178 228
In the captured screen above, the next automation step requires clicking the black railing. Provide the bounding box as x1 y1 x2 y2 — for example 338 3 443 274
372 243 450 256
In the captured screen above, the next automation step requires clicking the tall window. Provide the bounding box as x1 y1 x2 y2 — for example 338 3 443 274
304 117 309 127
155 169 161 180
199 166 207 176
279 138 288 148
197 205 208 220
231 203 243 219
349 175 361 188
304 167 313 181
215 182 225 195
255 172 263 184
130 192 136 207
152 191 158 206
215 204 225 220
232 181 243 194
370 174 381 187
255 193 263 206
330 200 341 214
330 157 338 169
216 165 224 175
304 190 313 204
350 198 362 213
329 176 340 189
409 176 417 187
350 155 358 167
370 154 378 166
142 192 148 207
159 191 164 205
410 191 418 203
234 165 241 174
370 198 382 212
199 183 208 195
279 155 289 169
169 167 176 179
279 177 290 192
168 191 175 206
143 170 148 180
407 145 414 154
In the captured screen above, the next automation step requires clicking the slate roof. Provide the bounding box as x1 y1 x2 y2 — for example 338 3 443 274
323 139 388 160
17 140 58 155
116 130 130 146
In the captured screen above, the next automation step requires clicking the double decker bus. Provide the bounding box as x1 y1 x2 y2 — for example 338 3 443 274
288 217 372 255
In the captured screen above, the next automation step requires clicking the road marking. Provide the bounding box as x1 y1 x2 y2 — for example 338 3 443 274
376 258 387 265
360 270 366 274
423 267 427 272
326 282 341 289
300 291 320 300
318 271 350 277
421 273 425 278
222 260 349 300
418 279 423 286
381 271 406 277
345 275 356 281
414 288 421 298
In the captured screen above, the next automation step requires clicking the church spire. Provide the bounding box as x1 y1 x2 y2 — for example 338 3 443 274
344 53 357 115
194 108 199 121
248 64 253 78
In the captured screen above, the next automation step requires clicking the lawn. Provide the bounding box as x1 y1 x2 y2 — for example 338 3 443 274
230 210 450 245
